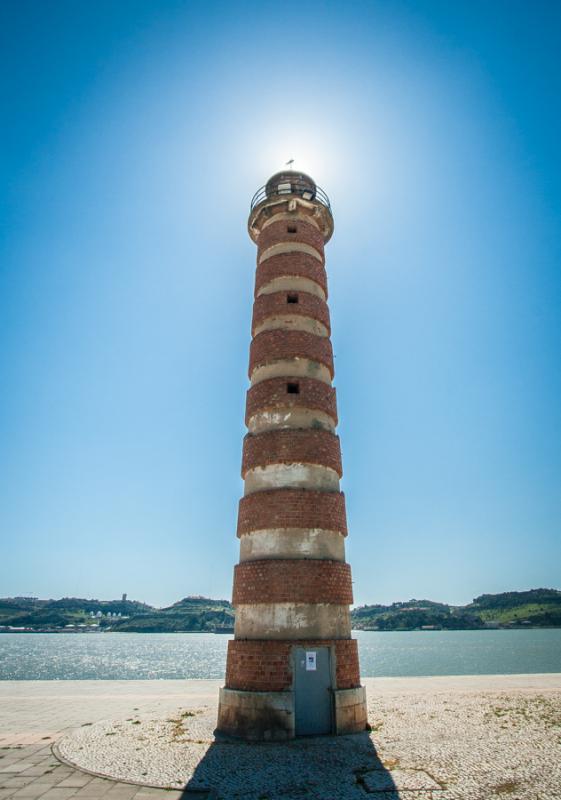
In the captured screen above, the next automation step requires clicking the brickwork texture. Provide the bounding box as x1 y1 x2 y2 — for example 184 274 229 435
237 488 348 537
255 252 328 298
232 559 353 605
226 638 361 691
252 290 331 335
249 329 334 378
242 429 342 477
257 218 325 262
245 376 338 426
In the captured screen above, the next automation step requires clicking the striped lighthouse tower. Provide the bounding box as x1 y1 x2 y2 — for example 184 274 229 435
217 171 367 740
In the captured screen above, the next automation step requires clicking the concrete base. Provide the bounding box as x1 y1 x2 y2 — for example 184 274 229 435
334 686 368 735
216 687 295 741
216 685 368 741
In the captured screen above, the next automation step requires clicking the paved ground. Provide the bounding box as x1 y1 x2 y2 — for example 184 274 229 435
0 676 560 800
0 682 217 800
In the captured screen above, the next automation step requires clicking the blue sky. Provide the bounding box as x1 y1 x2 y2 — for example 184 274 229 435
1 0 560 607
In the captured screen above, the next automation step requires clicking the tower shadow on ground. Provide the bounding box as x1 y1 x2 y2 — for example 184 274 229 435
179 730 398 799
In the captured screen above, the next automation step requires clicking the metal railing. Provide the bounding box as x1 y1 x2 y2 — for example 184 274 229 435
250 179 331 211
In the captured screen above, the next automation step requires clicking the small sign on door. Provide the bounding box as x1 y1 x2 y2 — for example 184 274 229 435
305 651 317 671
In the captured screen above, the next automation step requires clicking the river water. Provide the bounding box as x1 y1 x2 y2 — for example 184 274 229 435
1 629 560 680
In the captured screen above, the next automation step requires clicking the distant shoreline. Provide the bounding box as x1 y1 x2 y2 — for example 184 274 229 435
3 588 560 633
2 672 561 684
2 625 561 634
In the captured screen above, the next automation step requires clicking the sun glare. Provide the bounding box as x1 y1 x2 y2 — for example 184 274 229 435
252 122 344 189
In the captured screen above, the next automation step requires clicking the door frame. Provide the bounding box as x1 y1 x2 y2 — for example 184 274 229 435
291 644 336 736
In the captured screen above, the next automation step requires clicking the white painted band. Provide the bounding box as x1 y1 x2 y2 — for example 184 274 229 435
257 276 326 301
258 242 324 264
250 358 332 386
234 602 351 640
244 463 340 495
239 528 346 562
247 408 336 435
253 314 328 338
259 212 322 233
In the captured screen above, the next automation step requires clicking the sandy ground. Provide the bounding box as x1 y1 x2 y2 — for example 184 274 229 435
0 675 560 799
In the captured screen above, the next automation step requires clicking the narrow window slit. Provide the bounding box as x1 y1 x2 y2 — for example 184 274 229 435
287 293 299 304
287 382 300 394
287 225 297 234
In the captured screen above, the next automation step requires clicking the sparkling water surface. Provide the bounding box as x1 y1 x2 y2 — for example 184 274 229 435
1 629 560 680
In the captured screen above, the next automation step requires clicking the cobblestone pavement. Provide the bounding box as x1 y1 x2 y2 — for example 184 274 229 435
0 676 560 800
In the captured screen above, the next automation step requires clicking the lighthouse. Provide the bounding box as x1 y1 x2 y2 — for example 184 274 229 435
216 171 368 740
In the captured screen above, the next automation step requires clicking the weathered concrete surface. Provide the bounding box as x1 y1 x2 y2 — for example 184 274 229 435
234 601 351 639
254 314 329 338
258 242 323 264
244 463 340 494
248 407 335 434
239 528 345 562
257 275 326 301
334 686 369 735
216 687 294 741
250 357 331 386
1 676 560 799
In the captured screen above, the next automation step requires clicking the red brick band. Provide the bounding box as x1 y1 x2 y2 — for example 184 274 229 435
257 218 325 262
225 638 361 692
255 253 328 298
232 559 353 605
226 639 291 692
333 639 362 689
242 429 342 477
237 488 347 536
249 330 334 378
252 290 331 336
245 377 338 427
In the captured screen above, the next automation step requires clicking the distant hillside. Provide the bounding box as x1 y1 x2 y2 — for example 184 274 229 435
1 588 560 632
110 597 234 633
467 589 561 627
351 598 484 630
351 589 561 630
0 596 233 633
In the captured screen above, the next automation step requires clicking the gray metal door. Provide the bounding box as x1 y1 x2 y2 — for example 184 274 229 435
293 646 333 736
